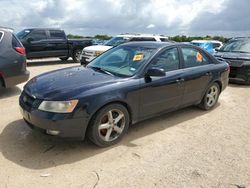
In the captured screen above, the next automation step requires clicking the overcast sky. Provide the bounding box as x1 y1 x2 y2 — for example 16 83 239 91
0 0 249 37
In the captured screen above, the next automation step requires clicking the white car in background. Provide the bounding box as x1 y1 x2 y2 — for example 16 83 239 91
80 34 169 64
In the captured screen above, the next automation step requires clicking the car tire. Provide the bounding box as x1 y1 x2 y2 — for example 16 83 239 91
199 82 220 110
59 57 69 61
72 49 82 63
87 103 130 147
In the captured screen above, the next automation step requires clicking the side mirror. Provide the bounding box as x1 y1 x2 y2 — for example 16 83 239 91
27 38 34 43
146 67 166 77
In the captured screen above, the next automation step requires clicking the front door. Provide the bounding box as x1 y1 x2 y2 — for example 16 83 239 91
139 47 185 118
24 30 48 59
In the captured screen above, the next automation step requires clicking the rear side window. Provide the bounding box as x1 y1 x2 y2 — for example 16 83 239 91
12 34 23 47
29 30 47 41
49 30 65 39
181 47 210 68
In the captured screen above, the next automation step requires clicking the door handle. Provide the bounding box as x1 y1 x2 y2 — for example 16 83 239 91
176 78 185 83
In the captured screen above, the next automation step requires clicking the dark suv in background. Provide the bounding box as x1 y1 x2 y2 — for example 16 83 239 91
214 37 250 84
17 28 92 63
0 27 29 88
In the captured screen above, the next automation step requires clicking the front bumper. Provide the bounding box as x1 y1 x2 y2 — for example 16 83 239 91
19 94 89 139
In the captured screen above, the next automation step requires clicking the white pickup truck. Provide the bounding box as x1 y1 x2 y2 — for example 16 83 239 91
80 34 169 64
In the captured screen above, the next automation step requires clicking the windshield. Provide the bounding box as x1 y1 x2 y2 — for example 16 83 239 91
16 29 31 39
220 40 250 53
104 37 129 46
87 45 157 77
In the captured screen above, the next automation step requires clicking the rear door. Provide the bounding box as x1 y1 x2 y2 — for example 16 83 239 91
179 47 213 106
24 29 48 58
139 47 185 118
47 30 68 57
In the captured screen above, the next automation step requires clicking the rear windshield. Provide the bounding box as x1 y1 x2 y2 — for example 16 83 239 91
12 34 23 48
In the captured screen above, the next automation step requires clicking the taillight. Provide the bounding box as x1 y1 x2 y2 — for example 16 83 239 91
15 47 26 55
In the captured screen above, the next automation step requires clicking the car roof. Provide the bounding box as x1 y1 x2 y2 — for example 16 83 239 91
117 34 168 38
20 28 64 31
0 26 13 33
230 37 250 41
119 41 186 49
191 40 222 44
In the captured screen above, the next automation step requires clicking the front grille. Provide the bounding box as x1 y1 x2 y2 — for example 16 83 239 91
20 91 42 110
82 51 94 57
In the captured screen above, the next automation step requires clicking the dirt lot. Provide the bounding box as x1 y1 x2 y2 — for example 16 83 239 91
0 59 249 188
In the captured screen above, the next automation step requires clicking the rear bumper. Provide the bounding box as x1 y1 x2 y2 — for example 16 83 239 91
4 70 30 87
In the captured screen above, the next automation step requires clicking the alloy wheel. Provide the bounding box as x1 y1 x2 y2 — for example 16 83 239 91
98 109 126 142
206 85 219 107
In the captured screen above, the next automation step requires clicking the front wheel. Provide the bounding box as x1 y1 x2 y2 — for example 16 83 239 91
87 104 130 147
199 83 220 110
72 49 82 63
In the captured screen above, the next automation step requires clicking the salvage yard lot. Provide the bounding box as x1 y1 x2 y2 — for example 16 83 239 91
0 59 249 188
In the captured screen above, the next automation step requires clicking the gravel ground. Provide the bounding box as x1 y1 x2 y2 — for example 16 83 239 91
0 59 249 188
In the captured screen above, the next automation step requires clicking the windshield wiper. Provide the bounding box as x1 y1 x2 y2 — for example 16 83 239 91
89 66 114 76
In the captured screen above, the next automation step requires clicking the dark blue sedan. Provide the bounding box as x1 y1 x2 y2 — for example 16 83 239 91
19 42 229 147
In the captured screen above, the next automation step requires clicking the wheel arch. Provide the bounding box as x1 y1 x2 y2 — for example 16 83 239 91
86 100 133 134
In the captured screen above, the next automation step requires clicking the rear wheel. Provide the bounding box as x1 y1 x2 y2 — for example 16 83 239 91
87 104 130 147
72 49 82 63
199 83 220 110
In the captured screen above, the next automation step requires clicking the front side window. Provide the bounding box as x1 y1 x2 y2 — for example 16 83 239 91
29 30 47 41
16 29 31 39
181 47 209 68
150 48 180 72
88 45 157 77
49 30 65 39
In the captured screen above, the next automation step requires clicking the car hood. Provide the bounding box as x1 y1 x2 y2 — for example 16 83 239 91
83 45 113 52
214 51 250 60
24 66 120 100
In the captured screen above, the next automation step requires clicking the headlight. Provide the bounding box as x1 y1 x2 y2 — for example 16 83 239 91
95 51 103 56
38 100 78 113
